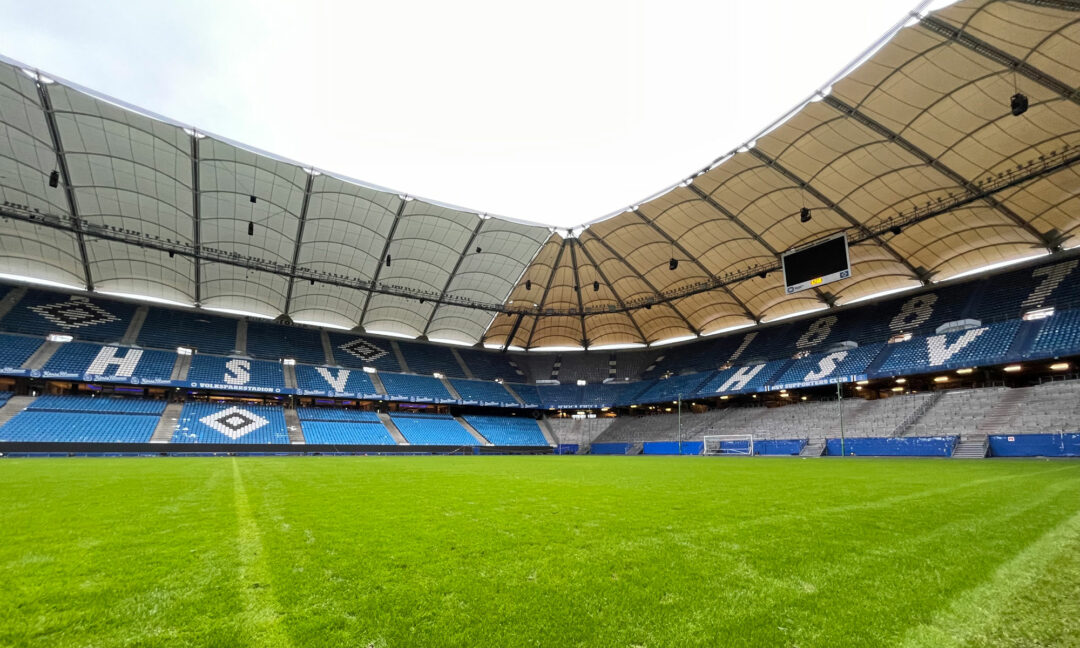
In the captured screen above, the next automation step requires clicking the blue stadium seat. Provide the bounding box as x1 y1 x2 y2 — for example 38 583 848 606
0 411 160 443
0 290 133 342
41 343 175 382
379 373 452 401
395 339 465 377
507 383 542 407
186 355 286 391
295 364 377 396
246 322 326 365
630 372 714 404
456 348 525 381
326 332 400 372
693 360 788 397
0 334 42 371
389 413 477 445
297 408 382 422
137 308 237 355
464 415 547 445
170 402 289 444
297 410 394 445
29 395 166 414
1025 308 1080 359
875 320 1022 375
770 345 884 388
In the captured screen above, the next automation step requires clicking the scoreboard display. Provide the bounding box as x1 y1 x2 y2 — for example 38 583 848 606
782 232 851 294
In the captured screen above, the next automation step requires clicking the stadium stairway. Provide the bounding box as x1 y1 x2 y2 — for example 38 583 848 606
501 383 527 406
455 416 491 445
450 348 474 379
368 372 388 396
975 387 1030 436
170 353 191 380
953 436 989 458
320 331 335 365
235 320 247 355
150 402 183 443
0 395 36 428
536 417 557 445
22 341 62 370
0 285 26 321
121 306 148 345
390 341 410 373
376 411 408 444
800 439 826 456
283 363 298 389
284 408 305 444
892 391 945 437
441 377 462 400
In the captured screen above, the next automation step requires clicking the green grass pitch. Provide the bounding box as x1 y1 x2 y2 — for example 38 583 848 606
3 456 1079 647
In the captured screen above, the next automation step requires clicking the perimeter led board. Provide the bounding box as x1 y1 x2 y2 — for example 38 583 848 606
782 232 851 295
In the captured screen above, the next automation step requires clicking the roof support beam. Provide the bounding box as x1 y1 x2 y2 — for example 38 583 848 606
525 238 569 349
919 14 1080 108
422 218 486 337
747 147 929 282
583 230 698 335
37 82 92 291
282 171 315 317
358 198 408 327
190 133 202 305
632 209 758 321
576 237 649 344
502 312 527 350
823 95 1054 248
568 238 588 346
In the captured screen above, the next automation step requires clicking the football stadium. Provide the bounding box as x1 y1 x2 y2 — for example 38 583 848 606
2 0 1080 645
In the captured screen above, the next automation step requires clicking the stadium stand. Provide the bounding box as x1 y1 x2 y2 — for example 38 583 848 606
246 322 326 365
379 373 452 401
545 416 615 446
395 340 465 377
508 383 542 408
552 353 611 383
171 402 289 444
692 360 788 398
41 343 175 382
186 355 286 391
327 332 401 372
631 372 712 404
389 413 478 445
0 395 163 443
875 320 1021 376
137 308 237 355
295 364 378 396
0 334 42 370
450 378 518 405
1026 308 1080 359
455 348 524 382
463 415 548 446
297 408 395 445
1000 379 1080 434
904 388 1010 439
0 291 134 343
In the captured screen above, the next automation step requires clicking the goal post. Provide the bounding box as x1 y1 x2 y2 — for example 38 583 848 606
702 434 754 456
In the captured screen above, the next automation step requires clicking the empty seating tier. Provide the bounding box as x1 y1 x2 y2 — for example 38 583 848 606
171 402 289 444
464 415 548 446
389 413 477 446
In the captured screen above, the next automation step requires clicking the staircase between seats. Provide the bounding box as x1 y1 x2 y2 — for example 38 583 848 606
0 395 37 429
376 411 408 444
368 372 387 395
284 408 305 444
441 377 462 400
150 402 184 443
800 439 826 457
455 416 491 445
891 390 945 437
976 387 1029 436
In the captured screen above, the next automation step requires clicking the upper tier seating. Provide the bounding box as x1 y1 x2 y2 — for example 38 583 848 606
187 355 286 390
0 290 133 342
450 378 517 405
507 383 542 407
326 332 400 372
464 415 548 446
42 343 175 382
692 360 788 398
770 344 884 387
553 353 611 383
396 340 465 377
1026 308 1080 359
295 365 377 396
137 308 237 355
246 322 326 365
379 373 452 401
536 382 646 409
623 372 714 405
0 395 163 443
297 409 394 445
0 334 42 370
389 413 477 445
171 402 289 444
876 320 1021 375
456 348 524 382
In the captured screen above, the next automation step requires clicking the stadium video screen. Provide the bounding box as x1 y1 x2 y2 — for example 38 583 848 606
781 233 851 294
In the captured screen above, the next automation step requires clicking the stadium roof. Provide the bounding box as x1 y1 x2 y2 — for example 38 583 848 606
0 0 1078 349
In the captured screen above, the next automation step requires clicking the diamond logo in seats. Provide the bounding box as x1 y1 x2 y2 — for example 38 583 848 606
339 337 389 362
30 298 119 330
199 406 268 440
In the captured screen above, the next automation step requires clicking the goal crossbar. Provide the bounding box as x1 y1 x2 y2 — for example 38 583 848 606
702 434 754 456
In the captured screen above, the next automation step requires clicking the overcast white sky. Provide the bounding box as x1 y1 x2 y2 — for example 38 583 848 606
0 0 928 227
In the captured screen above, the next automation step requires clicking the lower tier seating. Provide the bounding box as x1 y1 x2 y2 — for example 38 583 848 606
300 421 396 445
170 402 289 444
0 411 159 443
464 415 548 446
389 413 477 445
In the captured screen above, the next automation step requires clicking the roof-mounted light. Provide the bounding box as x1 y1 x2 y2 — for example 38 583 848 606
176 346 193 356
47 333 73 343
1023 307 1055 321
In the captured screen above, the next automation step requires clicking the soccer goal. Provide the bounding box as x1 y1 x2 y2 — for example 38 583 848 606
702 434 754 456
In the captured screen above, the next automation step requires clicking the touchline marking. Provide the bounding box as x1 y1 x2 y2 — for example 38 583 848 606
233 458 293 648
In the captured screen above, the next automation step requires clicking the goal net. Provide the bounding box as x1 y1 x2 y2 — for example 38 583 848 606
702 434 754 456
